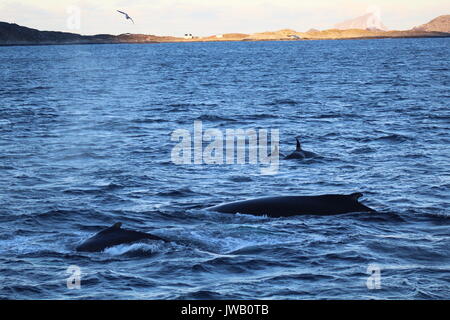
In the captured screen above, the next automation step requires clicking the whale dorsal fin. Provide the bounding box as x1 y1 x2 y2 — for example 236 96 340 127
350 193 363 201
296 138 302 152
112 222 122 229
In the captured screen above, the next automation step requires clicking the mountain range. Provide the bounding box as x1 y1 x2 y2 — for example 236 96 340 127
0 14 449 46
413 15 450 33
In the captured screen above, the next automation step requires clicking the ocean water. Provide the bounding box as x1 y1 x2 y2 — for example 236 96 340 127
0 38 449 299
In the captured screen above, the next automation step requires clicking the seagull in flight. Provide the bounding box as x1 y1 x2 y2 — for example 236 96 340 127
117 10 134 24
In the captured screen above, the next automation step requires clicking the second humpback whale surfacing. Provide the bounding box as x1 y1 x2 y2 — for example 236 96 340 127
76 222 167 252
208 193 375 217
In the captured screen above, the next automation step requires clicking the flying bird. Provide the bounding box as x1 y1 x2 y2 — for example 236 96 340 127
117 10 134 24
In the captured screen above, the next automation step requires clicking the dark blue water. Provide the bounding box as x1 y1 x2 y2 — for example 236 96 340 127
0 38 449 299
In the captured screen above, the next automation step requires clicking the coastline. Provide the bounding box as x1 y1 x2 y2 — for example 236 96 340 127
1 21 449 47
1 34 449 47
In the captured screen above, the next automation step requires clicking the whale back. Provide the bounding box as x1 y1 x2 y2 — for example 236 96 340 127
76 223 166 252
208 193 375 217
284 137 318 159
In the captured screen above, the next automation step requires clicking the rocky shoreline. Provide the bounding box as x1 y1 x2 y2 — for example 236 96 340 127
1 15 449 46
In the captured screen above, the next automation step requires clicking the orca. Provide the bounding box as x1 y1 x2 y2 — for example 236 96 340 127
76 222 167 252
207 193 375 217
284 137 317 159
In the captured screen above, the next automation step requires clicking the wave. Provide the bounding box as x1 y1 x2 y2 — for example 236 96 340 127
103 242 168 257
228 175 253 182
60 152 109 160
156 187 200 197
195 114 236 122
241 113 279 120
264 99 300 106
374 134 411 143
354 133 411 143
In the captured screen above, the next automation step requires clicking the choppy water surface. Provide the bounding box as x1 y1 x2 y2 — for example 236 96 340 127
0 39 449 299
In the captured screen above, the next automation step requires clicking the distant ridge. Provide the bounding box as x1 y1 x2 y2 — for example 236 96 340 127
1 16 449 46
413 15 450 33
0 21 175 45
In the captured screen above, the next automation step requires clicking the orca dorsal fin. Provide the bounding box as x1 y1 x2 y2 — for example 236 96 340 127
111 222 122 229
350 193 363 201
295 138 302 152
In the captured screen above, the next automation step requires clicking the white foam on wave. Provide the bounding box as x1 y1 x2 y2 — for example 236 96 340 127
0 235 67 255
185 225 298 255
0 119 12 126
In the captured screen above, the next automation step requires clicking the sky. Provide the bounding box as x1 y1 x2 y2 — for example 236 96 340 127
0 0 448 36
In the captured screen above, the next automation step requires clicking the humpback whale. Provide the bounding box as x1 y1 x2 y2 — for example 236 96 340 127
207 193 375 217
76 222 167 252
284 138 317 159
